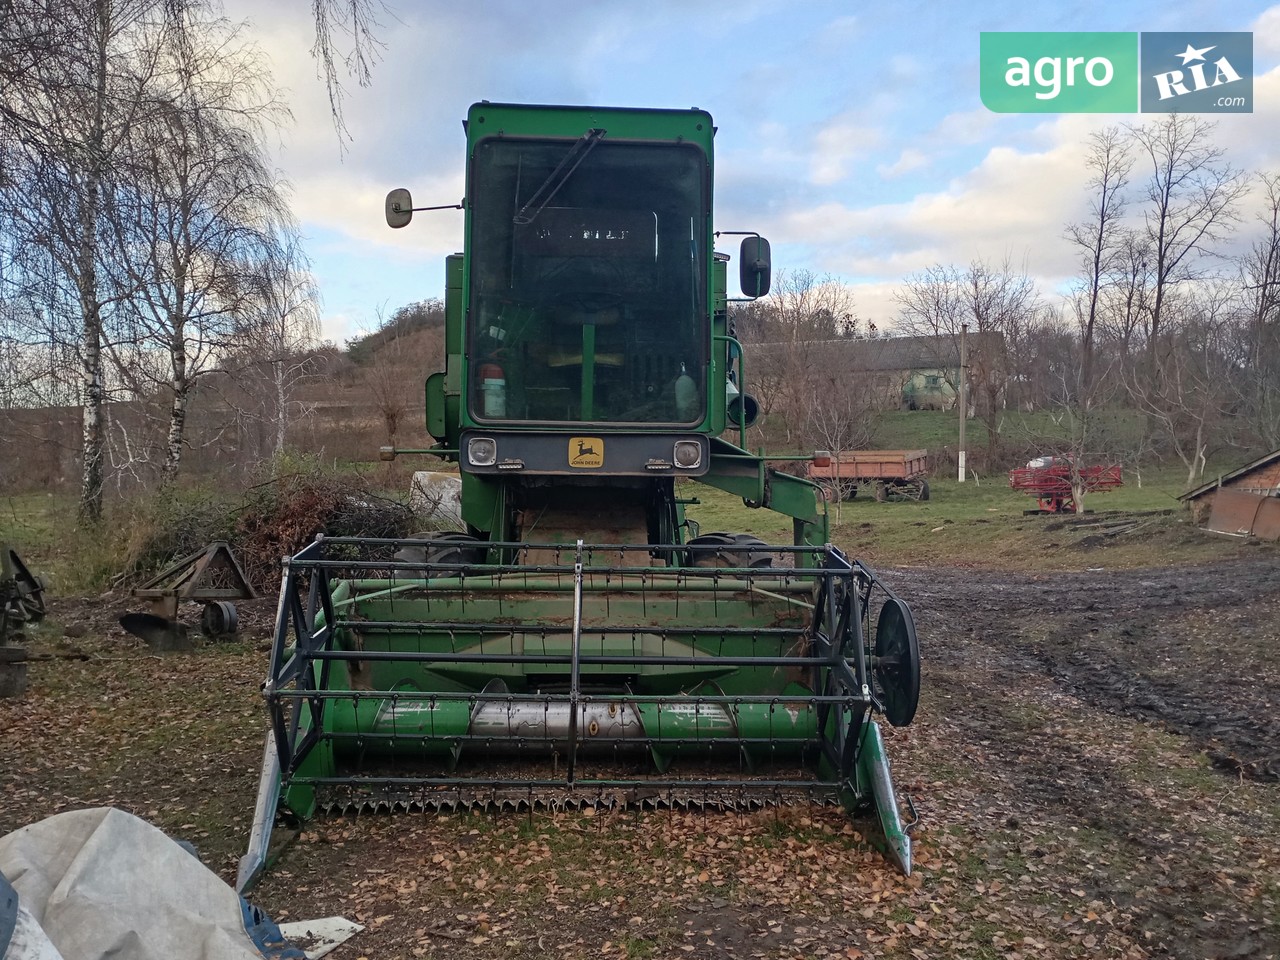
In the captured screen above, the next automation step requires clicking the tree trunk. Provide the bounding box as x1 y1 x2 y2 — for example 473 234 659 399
273 359 288 460
79 307 105 522
77 196 105 522
162 291 189 483
76 0 111 523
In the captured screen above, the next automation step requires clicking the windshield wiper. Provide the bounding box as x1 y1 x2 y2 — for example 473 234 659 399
513 128 606 225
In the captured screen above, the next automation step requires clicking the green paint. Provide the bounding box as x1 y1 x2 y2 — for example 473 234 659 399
980 33 1138 113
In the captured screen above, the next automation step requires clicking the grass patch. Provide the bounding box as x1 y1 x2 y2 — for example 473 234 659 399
685 465 1251 571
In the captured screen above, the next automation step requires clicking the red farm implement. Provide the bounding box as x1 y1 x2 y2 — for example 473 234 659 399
1008 459 1123 513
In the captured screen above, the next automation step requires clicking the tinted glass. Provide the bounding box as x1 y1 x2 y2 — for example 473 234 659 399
469 138 707 424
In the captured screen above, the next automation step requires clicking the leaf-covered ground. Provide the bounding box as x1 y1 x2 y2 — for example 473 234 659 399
2 555 1278 959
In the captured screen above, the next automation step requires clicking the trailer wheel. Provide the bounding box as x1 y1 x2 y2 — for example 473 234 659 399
201 600 238 637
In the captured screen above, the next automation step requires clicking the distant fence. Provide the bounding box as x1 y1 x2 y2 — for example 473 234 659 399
0 400 431 496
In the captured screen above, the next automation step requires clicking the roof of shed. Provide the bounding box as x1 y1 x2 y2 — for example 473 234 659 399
1177 448 1280 501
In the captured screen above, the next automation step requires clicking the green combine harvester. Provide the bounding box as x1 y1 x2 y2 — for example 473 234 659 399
239 102 921 891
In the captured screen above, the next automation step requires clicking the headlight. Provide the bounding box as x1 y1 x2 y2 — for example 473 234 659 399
673 440 701 469
468 436 497 466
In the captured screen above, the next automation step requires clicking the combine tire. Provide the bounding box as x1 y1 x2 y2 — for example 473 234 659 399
394 532 486 566
686 533 774 569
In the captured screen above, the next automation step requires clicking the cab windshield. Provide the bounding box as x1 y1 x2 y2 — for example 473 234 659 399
468 136 707 424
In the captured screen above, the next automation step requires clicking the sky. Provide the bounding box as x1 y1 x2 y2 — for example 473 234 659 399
219 0 1280 345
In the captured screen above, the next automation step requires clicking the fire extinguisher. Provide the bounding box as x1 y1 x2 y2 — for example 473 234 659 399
478 362 506 417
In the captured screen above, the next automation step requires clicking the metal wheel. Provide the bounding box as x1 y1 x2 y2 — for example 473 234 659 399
873 598 920 727
201 600 238 637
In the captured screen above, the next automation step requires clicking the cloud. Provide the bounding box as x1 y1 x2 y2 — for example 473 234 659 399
764 65 1280 330
877 148 929 179
809 113 886 185
1254 5 1280 58
214 0 1279 344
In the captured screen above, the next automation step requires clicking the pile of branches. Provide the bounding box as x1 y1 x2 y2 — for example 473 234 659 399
118 471 416 592
235 472 416 589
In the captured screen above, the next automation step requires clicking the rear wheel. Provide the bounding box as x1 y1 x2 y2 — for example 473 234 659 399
686 532 774 569
394 531 486 566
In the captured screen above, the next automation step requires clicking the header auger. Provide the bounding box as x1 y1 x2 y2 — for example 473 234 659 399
240 102 922 891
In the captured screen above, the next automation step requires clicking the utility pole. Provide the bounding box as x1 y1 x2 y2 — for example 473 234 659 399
957 322 968 483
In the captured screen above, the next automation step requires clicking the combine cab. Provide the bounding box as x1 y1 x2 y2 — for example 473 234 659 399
240 103 922 890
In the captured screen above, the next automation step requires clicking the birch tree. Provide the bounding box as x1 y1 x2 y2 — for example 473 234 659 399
108 13 290 484
0 0 181 519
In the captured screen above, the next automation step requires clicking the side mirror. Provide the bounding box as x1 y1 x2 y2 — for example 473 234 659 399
739 236 771 298
727 393 759 429
386 188 413 229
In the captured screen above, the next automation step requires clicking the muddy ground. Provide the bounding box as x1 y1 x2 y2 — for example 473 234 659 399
1 552 1278 959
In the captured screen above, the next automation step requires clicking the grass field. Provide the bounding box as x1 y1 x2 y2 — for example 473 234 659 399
684 461 1256 571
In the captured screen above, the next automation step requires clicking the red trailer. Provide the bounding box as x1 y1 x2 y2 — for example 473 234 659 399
807 449 930 502
1008 457 1123 513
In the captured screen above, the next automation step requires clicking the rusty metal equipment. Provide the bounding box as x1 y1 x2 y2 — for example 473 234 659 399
808 450 930 502
1009 459 1123 513
120 541 256 649
1204 489 1280 540
1 544 43 697
1 544 45 643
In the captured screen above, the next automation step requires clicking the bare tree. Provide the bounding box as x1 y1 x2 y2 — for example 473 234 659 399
1128 115 1249 350
1128 283 1240 486
896 259 1038 466
1099 230 1154 358
0 0 188 519
1054 128 1133 510
106 13 290 485
310 0 386 144
744 270 859 444
800 344 883 516
1235 172 1280 450
352 301 446 447
1065 127 1132 397
238 238 322 464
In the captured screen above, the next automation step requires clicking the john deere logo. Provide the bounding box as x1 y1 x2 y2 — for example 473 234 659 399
568 437 604 468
